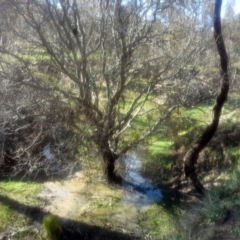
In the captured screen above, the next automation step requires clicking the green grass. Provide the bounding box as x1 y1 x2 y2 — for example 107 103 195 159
141 139 176 183
185 103 232 124
94 196 120 209
18 52 50 61
0 203 12 230
226 147 240 169
147 140 172 157
43 215 62 240
185 105 213 123
0 181 42 232
140 203 183 239
95 200 112 208
0 181 42 203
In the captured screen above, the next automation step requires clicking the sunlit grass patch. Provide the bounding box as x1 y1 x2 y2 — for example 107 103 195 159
95 197 120 208
185 104 232 125
0 181 42 232
0 181 42 203
140 203 183 239
0 203 13 231
143 140 174 171
179 130 188 136
141 139 176 183
147 140 172 157
185 105 213 123
17 48 50 61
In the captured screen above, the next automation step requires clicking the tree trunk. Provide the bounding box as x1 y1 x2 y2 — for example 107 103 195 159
102 150 122 184
97 138 122 184
184 0 229 195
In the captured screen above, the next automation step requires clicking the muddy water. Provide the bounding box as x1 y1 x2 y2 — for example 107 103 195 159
38 153 162 233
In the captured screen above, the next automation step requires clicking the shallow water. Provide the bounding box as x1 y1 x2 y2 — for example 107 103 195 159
38 153 162 234
122 153 162 207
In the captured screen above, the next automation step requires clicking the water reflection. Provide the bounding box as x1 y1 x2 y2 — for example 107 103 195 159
43 144 54 160
122 154 162 207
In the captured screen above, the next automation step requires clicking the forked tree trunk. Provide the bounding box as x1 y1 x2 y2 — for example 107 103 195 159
184 0 229 195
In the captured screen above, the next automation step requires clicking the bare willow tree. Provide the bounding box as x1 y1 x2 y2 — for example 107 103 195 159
0 0 211 183
0 0 179 183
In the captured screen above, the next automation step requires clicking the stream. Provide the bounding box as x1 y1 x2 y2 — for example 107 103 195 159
122 153 162 207
43 144 162 208
39 147 163 233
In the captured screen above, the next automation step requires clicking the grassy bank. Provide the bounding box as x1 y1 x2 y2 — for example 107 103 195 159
0 101 240 239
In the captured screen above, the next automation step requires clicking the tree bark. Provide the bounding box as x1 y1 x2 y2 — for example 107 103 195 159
183 0 229 195
96 138 122 184
102 150 122 184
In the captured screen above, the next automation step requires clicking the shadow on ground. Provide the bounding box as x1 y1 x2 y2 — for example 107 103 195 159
0 194 140 240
